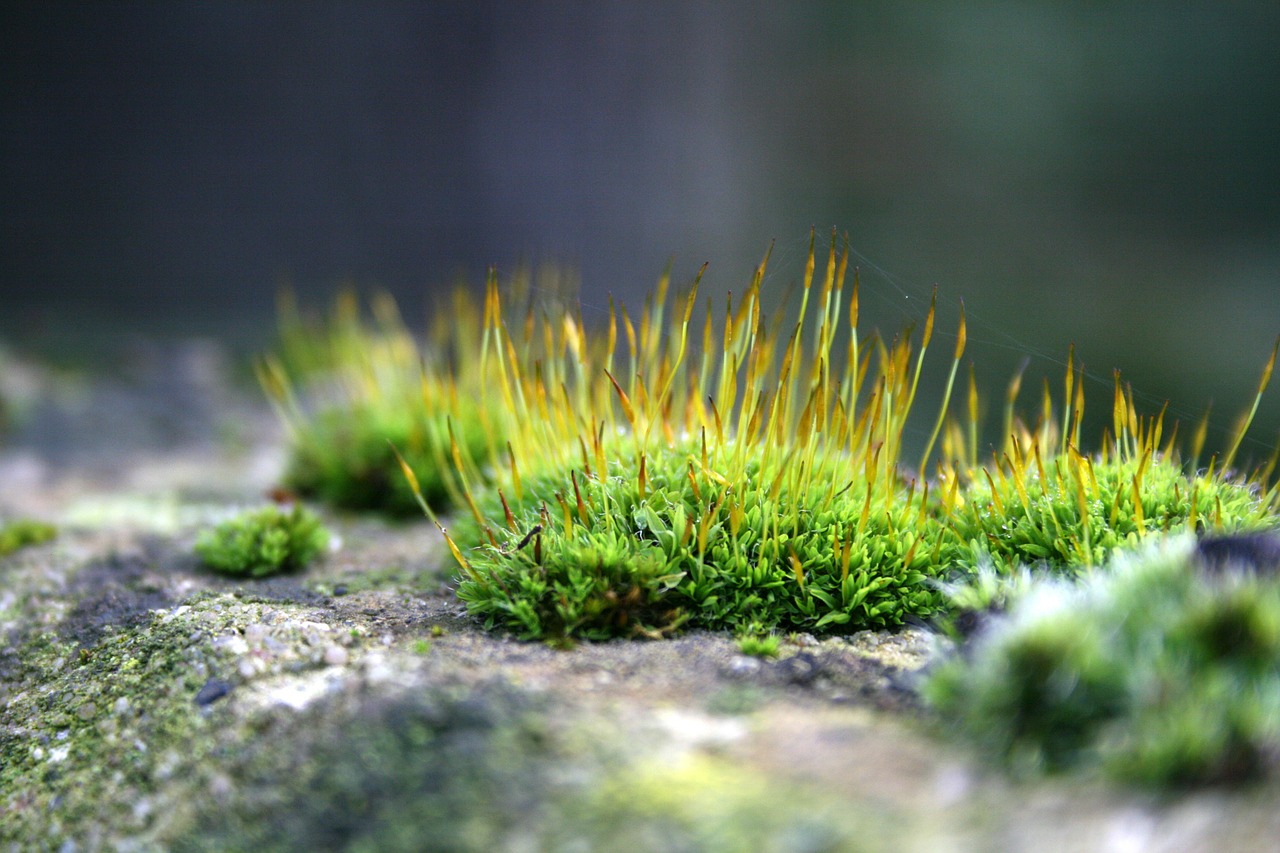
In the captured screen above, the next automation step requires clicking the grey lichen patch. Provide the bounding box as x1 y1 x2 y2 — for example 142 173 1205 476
166 673 889 853
842 626 934 671
0 531 81 637
168 678 578 852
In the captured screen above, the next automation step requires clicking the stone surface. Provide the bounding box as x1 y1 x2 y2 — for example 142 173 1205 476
1 342 1278 851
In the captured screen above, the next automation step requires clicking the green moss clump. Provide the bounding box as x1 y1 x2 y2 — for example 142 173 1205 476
923 534 1280 787
428 235 1278 643
955 454 1271 576
195 505 330 577
435 235 971 641
455 435 952 641
0 518 57 557
737 633 781 658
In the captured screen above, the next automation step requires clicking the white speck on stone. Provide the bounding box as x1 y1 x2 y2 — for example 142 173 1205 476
48 745 69 763
1103 807 1157 853
323 644 349 666
653 708 746 751
932 763 972 807
212 634 248 655
361 652 395 684
728 656 761 675
244 623 269 643
259 670 342 711
160 605 191 623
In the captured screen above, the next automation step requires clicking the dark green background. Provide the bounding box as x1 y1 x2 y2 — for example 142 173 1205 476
3 2 1277 459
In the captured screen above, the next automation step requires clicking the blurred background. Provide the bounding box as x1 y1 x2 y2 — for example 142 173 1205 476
3 2 1279 458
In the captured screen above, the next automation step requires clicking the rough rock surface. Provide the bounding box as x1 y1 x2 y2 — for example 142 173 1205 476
2 342 1278 852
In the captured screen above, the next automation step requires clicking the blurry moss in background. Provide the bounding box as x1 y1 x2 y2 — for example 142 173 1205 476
259 289 490 517
924 533 1280 787
0 519 57 557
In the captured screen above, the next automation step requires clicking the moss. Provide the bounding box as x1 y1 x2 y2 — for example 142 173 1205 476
441 235 967 641
283 400 487 517
454 434 953 640
954 452 1272 577
435 236 1277 643
195 505 330 578
923 534 1280 787
0 518 57 557
260 288 499 517
737 633 782 658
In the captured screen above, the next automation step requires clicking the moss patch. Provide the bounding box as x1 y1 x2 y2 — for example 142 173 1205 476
0 518 56 557
924 533 1280 787
195 504 330 577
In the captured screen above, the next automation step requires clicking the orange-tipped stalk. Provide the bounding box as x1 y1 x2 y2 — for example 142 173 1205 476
1223 334 1279 472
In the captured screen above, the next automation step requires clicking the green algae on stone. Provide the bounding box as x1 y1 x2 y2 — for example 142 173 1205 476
0 589 379 850
538 753 881 853
0 600 242 847
171 679 884 853
171 680 570 853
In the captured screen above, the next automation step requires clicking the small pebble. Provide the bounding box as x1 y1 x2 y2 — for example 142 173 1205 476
323 645 349 667
194 677 233 707
76 702 97 721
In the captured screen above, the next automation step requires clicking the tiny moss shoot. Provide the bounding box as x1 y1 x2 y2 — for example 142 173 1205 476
0 518 57 557
736 633 781 658
195 505 330 578
923 534 1280 787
